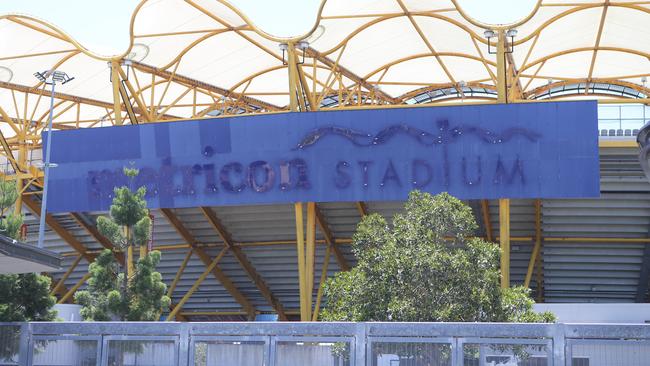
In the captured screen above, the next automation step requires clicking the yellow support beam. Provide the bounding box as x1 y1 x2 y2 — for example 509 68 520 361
57 272 91 304
496 30 507 104
110 60 123 125
525 199 543 288
117 66 152 122
199 206 287 320
23 196 95 263
312 246 331 321
167 249 193 298
499 198 510 288
481 200 493 242
294 202 308 321
160 208 256 317
314 204 350 271
50 254 83 296
356 201 368 217
287 42 299 112
305 202 316 320
166 247 228 321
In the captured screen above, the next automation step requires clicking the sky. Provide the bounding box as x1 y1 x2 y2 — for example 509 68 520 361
0 0 537 56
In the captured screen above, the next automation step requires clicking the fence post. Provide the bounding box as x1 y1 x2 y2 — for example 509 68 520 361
355 323 366 366
451 337 462 366
17 323 30 366
552 324 567 366
178 322 190 366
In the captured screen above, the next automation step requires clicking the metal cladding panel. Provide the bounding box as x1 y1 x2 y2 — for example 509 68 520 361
46 101 599 213
542 243 642 302
241 242 343 313
539 147 650 302
317 202 363 239
211 204 300 243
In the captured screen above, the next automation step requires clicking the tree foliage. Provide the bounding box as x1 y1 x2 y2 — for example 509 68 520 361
75 168 170 321
0 180 56 323
75 249 170 321
321 191 554 323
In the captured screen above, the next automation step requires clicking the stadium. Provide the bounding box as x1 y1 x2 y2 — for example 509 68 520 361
0 0 649 326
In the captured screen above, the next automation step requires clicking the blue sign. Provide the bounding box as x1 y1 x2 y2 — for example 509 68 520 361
46 101 599 213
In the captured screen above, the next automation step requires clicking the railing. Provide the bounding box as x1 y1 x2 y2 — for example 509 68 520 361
598 104 650 136
1 322 650 365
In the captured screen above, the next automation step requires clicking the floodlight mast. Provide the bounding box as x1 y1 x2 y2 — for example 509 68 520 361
33 70 73 248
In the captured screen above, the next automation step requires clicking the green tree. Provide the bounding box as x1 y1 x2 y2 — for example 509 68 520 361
0 180 56 322
0 181 56 362
321 191 554 323
75 168 170 321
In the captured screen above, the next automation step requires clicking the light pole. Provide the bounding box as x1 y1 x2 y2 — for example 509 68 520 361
33 70 74 248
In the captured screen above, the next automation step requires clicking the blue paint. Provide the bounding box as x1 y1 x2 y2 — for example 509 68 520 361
45 101 600 212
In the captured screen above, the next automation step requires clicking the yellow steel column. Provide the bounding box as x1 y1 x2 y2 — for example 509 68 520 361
312 246 331 321
496 30 507 104
496 29 511 288
525 199 542 288
288 41 312 321
499 199 510 288
294 202 308 320
110 60 123 125
305 202 316 319
286 42 299 112
14 130 26 215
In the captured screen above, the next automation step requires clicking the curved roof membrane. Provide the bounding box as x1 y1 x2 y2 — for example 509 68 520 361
0 0 648 139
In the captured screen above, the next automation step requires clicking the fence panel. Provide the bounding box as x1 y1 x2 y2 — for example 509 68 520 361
101 336 179 366
272 337 354 366
567 339 650 366
0 325 20 366
190 336 268 366
368 337 453 366
29 336 100 366
1 322 648 366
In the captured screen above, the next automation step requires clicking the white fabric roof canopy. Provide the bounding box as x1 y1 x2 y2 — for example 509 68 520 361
0 0 648 139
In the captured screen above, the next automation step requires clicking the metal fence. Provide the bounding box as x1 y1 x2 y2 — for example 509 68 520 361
1 322 649 366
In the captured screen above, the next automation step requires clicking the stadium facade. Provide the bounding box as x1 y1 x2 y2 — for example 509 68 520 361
0 0 649 322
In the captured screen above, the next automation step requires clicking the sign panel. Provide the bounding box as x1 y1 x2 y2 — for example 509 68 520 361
46 101 600 212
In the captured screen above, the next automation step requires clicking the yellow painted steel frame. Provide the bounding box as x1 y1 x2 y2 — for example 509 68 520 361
167 249 193 298
50 254 83 296
166 247 229 321
57 272 92 304
499 199 511 289
294 202 308 321
525 199 543 289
